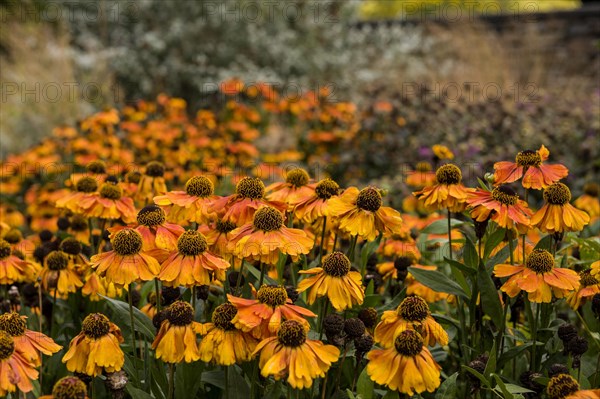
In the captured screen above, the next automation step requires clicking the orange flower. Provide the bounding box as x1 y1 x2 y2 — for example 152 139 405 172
290 178 340 223
328 186 403 241
227 206 313 265
198 303 259 365
38 250 84 296
198 219 238 257
566 269 600 309
592 260 600 280
0 331 38 397
405 162 437 189
90 228 160 287
79 182 136 223
38 376 88 399
297 252 364 311
432 145 454 160
62 313 124 376
367 330 441 395
136 161 168 204
494 249 580 303
413 164 473 212
55 176 99 213
265 168 315 209
210 177 286 226
574 183 599 218
0 312 61 367
531 183 590 233
493 145 568 189
252 320 340 389
154 175 219 225
546 373 600 399
152 301 202 363
374 295 448 348
110 205 184 252
467 186 532 232
0 239 35 285
158 230 229 287
228 285 316 339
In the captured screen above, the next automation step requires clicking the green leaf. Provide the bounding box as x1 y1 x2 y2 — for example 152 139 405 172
408 266 469 299
503 384 534 394
484 341 497 379
356 368 374 399
102 295 156 341
463 237 480 269
484 228 506 260
421 218 464 234
477 263 504 328
445 258 476 276
492 374 515 399
377 287 406 312
435 372 458 399
497 343 532 368
381 391 400 399
228 365 251 399
245 263 278 286
360 234 382 272
127 385 155 399
535 235 554 251
175 361 204 399
201 370 225 389
486 243 512 269
462 365 490 388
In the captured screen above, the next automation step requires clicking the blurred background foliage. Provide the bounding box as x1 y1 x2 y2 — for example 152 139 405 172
1 0 598 189
360 0 581 19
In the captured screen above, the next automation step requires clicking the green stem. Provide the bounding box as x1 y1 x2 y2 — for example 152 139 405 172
332 232 338 252
320 217 328 258
235 259 245 295
225 365 229 399
334 343 349 394
318 299 329 340
347 235 358 261
168 363 175 399
531 301 541 370
447 209 453 261
508 237 515 266
128 283 138 360
154 279 161 313
258 262 265 288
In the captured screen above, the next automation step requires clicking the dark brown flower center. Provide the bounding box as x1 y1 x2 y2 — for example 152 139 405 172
394 330 424 356
70 215 88 232
137 205 166 227
46 251 69 271
0 331 15 360
236 177 265 199
212 303 237 331
86 160 107 174
315 178 339 200
546 374 579 399
185 176 214 197
580 270 599 287
398 295 430 322
177 230 208 256
145 161 165 177
322 252 351 277
544 183 571 205
583 183 599 197
0 312 27 336
253 207 284 231
285 169 310 187
216 219 237 233
52 376 88 399
516 150 542 167
82 313 111 339
167 301 194 326
126 171 142 184
76 177 99 193
60 238 82 255
416 162 432 172
525 249 554 274
277 320 306 347
492 186 518 206
0 239 12 260
435 164 462 185
112 229 143 256
3 229 22 244
356 187 383 212
100 182 123 200
257 285 288 307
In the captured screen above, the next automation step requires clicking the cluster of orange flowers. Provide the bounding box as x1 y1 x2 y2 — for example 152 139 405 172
0 83 599 399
